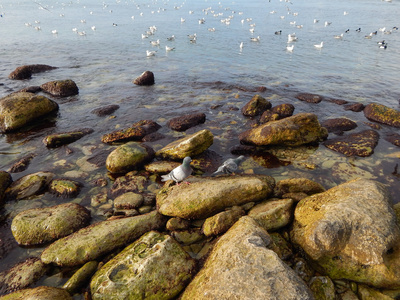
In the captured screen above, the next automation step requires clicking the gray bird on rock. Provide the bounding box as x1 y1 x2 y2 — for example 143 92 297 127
161 156 193 184
212 155 245 176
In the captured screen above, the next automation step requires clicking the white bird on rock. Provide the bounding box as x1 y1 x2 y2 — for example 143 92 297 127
161 157 193 184
212 156 245 176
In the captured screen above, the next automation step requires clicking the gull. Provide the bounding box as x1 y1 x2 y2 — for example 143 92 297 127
287 33 297 42
250 36 260 42
91 26 96 31
208 27 216 32
240 42 244 50
81 19 86 23
150 39 160 46
142 33 149 39
344 11 349 15
314 19 319 23
72 28 78 32
188 33 197 39
78 31 86 36
199 18 205 24
167 35 175 41
34 26 41 31
161 157 192 184
378 27 386 32
333 33 343 39
51 29 58 34
165 45 175 51
181 17 185 23
314 41 323 49
296 25 303 29
324 21 332 26
286 44 294 52
146 50 156 56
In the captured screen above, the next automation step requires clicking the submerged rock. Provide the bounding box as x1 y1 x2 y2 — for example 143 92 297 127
43 128 93 148
157 175 275 220
101 120 161 144
241 94 271 117
8 64 58 80
291 178 400 289
91 104 120 117
41 211 167 267
181 216 314 299
296 92 323 104
321 118 358 134
8 154 36 173
11 202 91 245
5 171 54 200
167 112 206 132
156 129 214 160
0 92 59 133
239 113 328 147
364 103 400 127
48 179 82 197
323 129 379 157
40 79 79 97
90 231 196 300
133 70 155 86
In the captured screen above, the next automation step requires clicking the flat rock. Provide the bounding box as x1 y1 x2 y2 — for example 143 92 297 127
8 64 57 80
91 104 120 116
167 112 206 132
133 71 154 86
321 118 358 134
364 103 400 127
296 92 323 104
101 120 161 144
43 128 93 148
40 79 79 97
323 129 379 157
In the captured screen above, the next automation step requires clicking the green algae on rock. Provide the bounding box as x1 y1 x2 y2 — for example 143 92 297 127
157 175 275 220
49 179 82 198
43 128 94 148
364 103 400 128
0 286 73 300
11 203 91 245
155 129 214 160
63 261 99 295
0 92 59 133
5 171 54 200
90 231 196 300
41 211 167 267
274 177 326 198
0 171 12 205
202 206 245 237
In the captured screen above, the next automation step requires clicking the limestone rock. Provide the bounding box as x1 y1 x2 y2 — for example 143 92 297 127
11 203 90 245
291 178 400 289
133 71 155 86
167 112 206 132
105 141 155 174
157 175 275 220
156 129 214 160
40 79 79 97
8 64 57 80
181 216 314 299
41 211 167 267
323 129 379 157
0 286 72 300
239 113 328 147
0 92 58 133
241 94 271 117
202 206 245 236
364 103 400 128
5 171 54 200
43 128 93 148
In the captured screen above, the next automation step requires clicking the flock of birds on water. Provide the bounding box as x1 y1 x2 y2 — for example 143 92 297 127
3 0 397 58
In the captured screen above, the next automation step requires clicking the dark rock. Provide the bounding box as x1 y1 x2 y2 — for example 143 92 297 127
321 118 358 134
101 120 161 144
109 174 150 198
142 132 165 142
260 104 295 123
18 86 42 93
8 64 57 80
385 133 400 147
296 93 323 104
8 154 36 173
344 102 365 112
40 79 79 97
230 144 258 155
133 71 155 86
257 86 268 92
364 103 400 127
91 105 120 116
167 112 206 132
43 128 94 148
327 98 348 105
0 171 12 204
323 129 380 157
87 149 112 168
241 94 272 117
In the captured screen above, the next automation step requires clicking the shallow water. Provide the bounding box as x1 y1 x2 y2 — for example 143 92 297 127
1 0 400 290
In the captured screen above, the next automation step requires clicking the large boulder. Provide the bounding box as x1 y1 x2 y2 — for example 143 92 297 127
156 129 214 160
181 216 314 299
0 92 58 133
11 203 91 245
8 64 57 80
291 178 400 289
40 79 79 97
364 103 400 128
41 211 167 267
105 142 155 174
239 113 328 147
5 172 54 200
157 175 275 220
90 231 196 300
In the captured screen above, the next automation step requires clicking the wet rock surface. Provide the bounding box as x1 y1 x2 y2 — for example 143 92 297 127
8 64 58 80
167 112 206 132
40 79 79 97
133 70 155 85
43 128 93 148
364 102 400 127
241 94 272 117
296 92 323 104
321 117 358 134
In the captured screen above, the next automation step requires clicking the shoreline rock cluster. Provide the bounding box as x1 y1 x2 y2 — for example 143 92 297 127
2 66 400 299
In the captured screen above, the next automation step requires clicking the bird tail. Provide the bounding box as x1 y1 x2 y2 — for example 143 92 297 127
161 175 169 182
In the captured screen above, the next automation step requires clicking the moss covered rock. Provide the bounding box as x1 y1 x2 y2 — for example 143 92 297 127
274 178 326 198
0 171 12 205
40 79 79 97
156 129 213 160
157 175 275 220
364 103 400 128
49 179 82 198
90 231 196 300
5 171 54 200
105 142 155 174
202 206 245 236
63 261 99 295
308 276 335 300
0 92 59 133
239 113 328 147
241 94 271 117
43 128 93 148
11 203 90 245
41 211 167 267
0 286 72 300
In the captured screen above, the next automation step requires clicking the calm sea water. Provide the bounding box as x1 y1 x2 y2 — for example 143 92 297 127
1 0 400 285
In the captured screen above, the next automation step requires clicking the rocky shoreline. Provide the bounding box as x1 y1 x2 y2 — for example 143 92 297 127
2 66 400 299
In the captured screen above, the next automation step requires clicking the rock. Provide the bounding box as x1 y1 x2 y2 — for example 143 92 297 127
202 206 245 236
171 228 204 245
91 104 120 117
40 79 79 97
239 113 328 147
0 171 12 204
114 192 144 209
364 103 400 127
8 64 57 80
260 103 295 123
241 94 271 117
0 257 48 295
321 118 358 134
105 142 155 174
0 92 59 133
274 178 326 198
101 120 161 144
8 154 36 173
344 102 365 112
323 129 379 157
5 171 54 200
0 286 73 299
156 129 214 160
41 211 167 267
43 128 93 148
385 133 400 147
248 198 294 231
296 92 323 104
11 203 90 245
291 179 400 289
133 71 155 86
157 175 275 220
167 112 206 132
357 284 393 300
108 173 153 198
63 261 99 295
166 218 191 231
308 276 335 300
181 216 314 300
48 179 82 198
145 161 181 174
90 231 196 300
